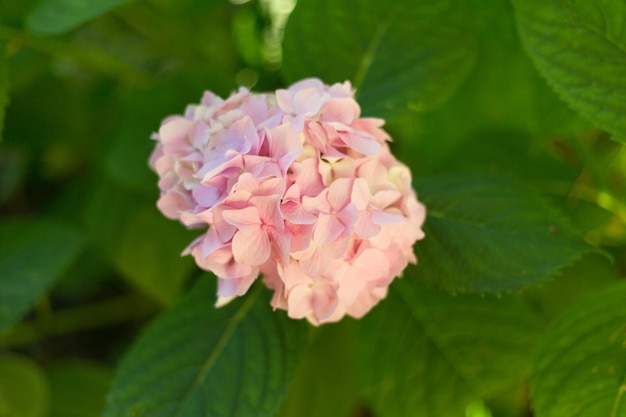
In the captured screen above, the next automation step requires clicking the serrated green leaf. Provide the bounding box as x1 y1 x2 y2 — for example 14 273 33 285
513 0 626 141
357 280 542 416
531 282 626 417
26 0 133 36
0 219 84 336
396 277 543 396
48 361 113 417
104 279 309 417
282 0 477 119
0 355 49 417
356 288 475 417
536 254 619 319
413 174 591 292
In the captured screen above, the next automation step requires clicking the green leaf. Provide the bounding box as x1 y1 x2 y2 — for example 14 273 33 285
276 321 360 417
396 277 543 396
0 354 49 417
0 219 84 335
356 288 475 417
531 282 626 417
413 174 591 292
0 40 8 144
282 0 477 119
26 0 133 36
357 280 542 416
84 181 196 306
0 147 26 206
104 279 309 417
48 361 113 417
513 0 626 141
535 253 619 319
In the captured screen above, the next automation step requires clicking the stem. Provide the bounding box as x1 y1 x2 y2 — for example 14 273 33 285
1 295 157 348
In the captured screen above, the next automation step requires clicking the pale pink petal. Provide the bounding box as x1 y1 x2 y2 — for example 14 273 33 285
313 213 345 245
231 229 271 265
157 190 193 220
222 206 261 232
327 178 353 210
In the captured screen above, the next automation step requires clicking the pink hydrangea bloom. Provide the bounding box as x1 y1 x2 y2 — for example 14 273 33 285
149 78 426 325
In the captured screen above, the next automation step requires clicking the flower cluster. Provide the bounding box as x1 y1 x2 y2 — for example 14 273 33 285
149 78 426 325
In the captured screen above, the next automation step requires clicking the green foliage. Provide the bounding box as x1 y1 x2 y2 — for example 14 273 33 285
0 40 7 144
514 0 626 141
282 0 477 119
0 219 83 335
356 288 474 417
84 181 196 306
0 355 49 417
531 283 626 417
413 174 591 292
27 0 134 36
0 0 625 416
356 279 542 416
103 279 309 417
47 361 113 417
276 321 360 417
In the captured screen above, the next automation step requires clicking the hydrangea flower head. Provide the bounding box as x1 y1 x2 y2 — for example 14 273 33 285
149 78 426 325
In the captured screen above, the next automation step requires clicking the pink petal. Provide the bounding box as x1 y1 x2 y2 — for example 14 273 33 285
351 178 370 210
339 130 381 155
157 190 192 220
286 285 314 319
231 229 271 265
313 213 345 245
222 206 262 232
353 212 381 239
327 178 353 210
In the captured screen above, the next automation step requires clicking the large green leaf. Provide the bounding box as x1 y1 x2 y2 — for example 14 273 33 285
0 219 84 335
513 0 626 141
276 321 360 417
356 288 474 417
282 0 477 119
357 280 542 416
27 0 133 36
0 355 49 417
396 277 543 396
413 174 591 292
104 279 308 417
48 361 113 417
531 282 626 417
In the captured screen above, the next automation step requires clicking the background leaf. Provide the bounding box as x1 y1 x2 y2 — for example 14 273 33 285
83 181 196 306
513 0 626 141
27 0 134 36
0 40 8 144
282 0 477 119
0 219 83 335
104 278 309 417
413 174 591 292
531 282 626 417
0 354 49 417
47 360 113 417
275 321 360 417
